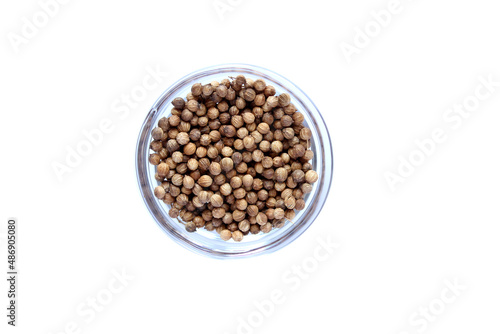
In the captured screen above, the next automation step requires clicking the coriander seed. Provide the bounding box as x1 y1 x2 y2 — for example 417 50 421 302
305 170 318 183
261 223 272 233
148 74 320 241
238 220 250 232
210 194 224 208
198 175 213 187
256 212 268 226
220 229 232 241
232 230 243 242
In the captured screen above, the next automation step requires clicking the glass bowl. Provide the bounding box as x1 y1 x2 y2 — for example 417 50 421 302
136 64 333 259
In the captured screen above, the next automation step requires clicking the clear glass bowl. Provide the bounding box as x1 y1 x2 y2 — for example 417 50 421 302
136 64 333 259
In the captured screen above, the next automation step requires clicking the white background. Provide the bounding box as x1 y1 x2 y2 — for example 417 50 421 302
1 0 500 333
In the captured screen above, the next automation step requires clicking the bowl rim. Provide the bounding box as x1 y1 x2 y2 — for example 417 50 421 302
135 63 334 259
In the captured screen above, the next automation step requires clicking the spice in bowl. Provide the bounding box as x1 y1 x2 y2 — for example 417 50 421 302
148 75 318 242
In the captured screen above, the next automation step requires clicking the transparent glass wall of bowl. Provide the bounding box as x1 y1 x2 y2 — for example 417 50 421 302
136 64 333 258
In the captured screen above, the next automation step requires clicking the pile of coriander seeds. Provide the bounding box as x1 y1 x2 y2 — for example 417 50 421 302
149 74 318 242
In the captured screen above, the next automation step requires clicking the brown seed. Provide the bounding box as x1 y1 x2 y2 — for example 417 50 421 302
281 189 293 200
221 146 234 157
222 212 233 225
243 136 255 149
247 205 259 217
292 169 305 183
295 199 306 210
285 210 295 220
260 223 272 233
191 83 202 96
257 189 268 201
220 229 232 241
192 196 203 208
157 163 170 177
235 127 245 139
234 188 246 199
232 152 243 164
275 167 288 182
300 128 312 140
171 174 183 186
271 141 283 153
170 186 181 197
154 186 166 199
231 230 244 242
305 170 318 183
199 191 211 203
256 212 268 225
198 175 213 187
202 84 214 97
233 210 246 222
293 112 305 125
236 199 248 211
238 220 250 232
273 219 285 229
207 107 219 120
293 144 306 158
264 85 276 96
235 75 246 86
187 100 199 112
281 127 293 139
246 192 258 204
242 174 254 188
222 125 237 137
230 176 242 189
243 88 256 101
278 93 291 107
209 162 222 175
152 127 164 140
187 158 199 171
183 142 196 155
212 207 226 219
186 222 196 233
257 122 270 134
172 151 183 163
220 157 234 172
158 117 170 131
235 98 246 110
216 85 228 98
233 139 244 150
274 208 285 220
285 196 296 209
261 157 273 169
149 154 161 165
220 183 232 196
303 150 314 161
168 115 181 127
168 208 180 218
210 194 224 207
172 97 185 110
150 140 163 152
267 96 279 108
253 79 266 92
242 112 255 124
250 224 260 234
